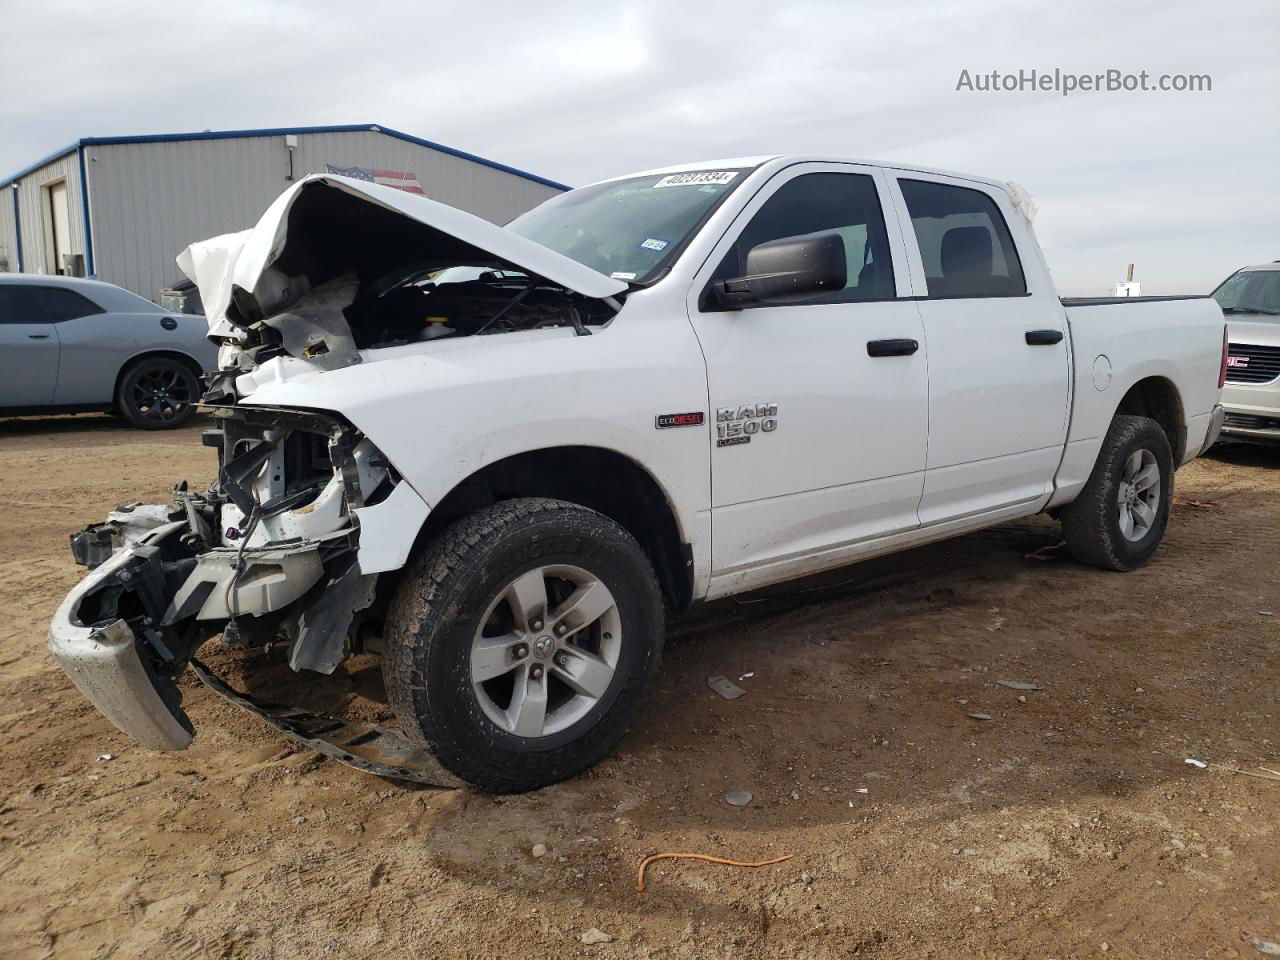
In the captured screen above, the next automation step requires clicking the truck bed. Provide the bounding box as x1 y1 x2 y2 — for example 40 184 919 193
1060 295 1210 307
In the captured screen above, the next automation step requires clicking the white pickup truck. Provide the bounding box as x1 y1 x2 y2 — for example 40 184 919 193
50 156 1227 792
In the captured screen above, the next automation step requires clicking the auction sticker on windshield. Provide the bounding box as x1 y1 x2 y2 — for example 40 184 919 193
653 171 739 188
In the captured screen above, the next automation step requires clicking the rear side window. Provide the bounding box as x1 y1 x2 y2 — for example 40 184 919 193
898 179 1026 298
37 286 104 322
0 284 49 324
713 172 896 303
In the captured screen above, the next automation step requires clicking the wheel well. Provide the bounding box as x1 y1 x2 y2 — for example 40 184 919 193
414 447 693 610
1115 376 1186 463
112 351 204 407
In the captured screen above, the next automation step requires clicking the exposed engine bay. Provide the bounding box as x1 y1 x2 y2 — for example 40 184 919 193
178 177 624 389
206 266 618 389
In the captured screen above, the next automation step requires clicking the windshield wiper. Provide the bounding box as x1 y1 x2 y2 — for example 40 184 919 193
1222 306 1280 316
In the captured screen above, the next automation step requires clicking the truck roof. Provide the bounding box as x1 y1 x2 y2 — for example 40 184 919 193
588 154 1010 192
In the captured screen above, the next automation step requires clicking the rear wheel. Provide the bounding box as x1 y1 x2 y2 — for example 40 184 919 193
1061 414 1174 571
382 498 664 792
116 356 199 429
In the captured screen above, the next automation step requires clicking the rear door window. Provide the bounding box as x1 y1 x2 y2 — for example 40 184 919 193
0 284 50 324
898 179 1027 298
37 286 105 322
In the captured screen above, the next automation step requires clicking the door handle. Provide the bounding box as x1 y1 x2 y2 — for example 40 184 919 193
866 338 919 357
1025 329 1064 345
27 333 51 340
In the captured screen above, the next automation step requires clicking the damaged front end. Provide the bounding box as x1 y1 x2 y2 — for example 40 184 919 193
49 172 628 762
49 404 410 750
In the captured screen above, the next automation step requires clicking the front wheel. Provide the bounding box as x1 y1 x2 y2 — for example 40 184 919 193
1061 414 1174 571
382 498 664 792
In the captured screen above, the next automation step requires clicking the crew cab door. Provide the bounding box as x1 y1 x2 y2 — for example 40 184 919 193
0 283 61 407
885 174 1070 523
686 164 929 596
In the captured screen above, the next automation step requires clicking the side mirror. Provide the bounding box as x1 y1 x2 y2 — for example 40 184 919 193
712 232 847 308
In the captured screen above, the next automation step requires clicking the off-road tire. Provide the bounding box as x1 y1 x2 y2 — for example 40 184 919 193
1061 414 1174 571
115 356 200 430
382 498 664 792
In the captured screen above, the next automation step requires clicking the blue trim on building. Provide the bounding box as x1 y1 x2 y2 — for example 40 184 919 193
10 185 23 272
1 142 79 190
76 145 95 276
2 124 570 191
369 125 570 191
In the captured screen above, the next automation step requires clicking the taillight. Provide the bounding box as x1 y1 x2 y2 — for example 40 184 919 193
1218 325 1229 388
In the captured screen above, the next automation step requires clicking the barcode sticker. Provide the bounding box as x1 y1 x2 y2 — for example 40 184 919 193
653 171 738 188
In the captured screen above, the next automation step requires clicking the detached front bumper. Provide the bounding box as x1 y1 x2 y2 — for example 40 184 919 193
47 403 433 754
49 517 346 750
49 527 195 750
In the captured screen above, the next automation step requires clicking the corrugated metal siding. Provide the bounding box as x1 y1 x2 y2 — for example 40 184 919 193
0 190 14 271
87 131 562 301
3 153 86 275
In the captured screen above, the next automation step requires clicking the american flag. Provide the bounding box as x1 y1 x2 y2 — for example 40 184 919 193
325 164 425 195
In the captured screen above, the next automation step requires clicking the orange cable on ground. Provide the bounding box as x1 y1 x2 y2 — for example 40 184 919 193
634 851 793 892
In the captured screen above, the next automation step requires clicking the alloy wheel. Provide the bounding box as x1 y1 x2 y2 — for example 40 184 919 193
130 366 193 424
1116 447 1161 542
470 564 622 738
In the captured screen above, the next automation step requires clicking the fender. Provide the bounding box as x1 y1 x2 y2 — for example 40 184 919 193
237 306 713 586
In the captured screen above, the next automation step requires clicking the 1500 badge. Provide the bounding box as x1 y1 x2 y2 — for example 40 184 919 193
716 403 778 447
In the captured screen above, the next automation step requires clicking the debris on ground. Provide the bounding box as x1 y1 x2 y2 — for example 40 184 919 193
707 675 746 700
996 680 1043 691
96 753 113 762
579 928 614 945
1213 764 1280 783
531 843 548 858
969 713 993 721
1024 541 1067 561
1260 610 1275 617
738 671 754 680
1184 758 1208 769
1253 938 1280 957
725 789 752 807
1173 495 1220 508
634 851 793 892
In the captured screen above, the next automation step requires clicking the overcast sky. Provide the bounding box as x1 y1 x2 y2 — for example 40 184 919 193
1 0 1275 295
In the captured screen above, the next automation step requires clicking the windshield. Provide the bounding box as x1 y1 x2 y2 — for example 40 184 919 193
506 169 750 284
1212 269 1280 317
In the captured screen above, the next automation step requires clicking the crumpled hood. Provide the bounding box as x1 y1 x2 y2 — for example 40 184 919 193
176 174 625 340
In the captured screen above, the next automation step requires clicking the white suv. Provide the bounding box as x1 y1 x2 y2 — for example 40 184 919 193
1213 263 1280 444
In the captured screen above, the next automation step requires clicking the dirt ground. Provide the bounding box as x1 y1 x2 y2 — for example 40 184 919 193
0 413 1276 960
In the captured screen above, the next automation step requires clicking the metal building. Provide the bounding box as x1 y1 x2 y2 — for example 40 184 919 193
0 124 568 302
